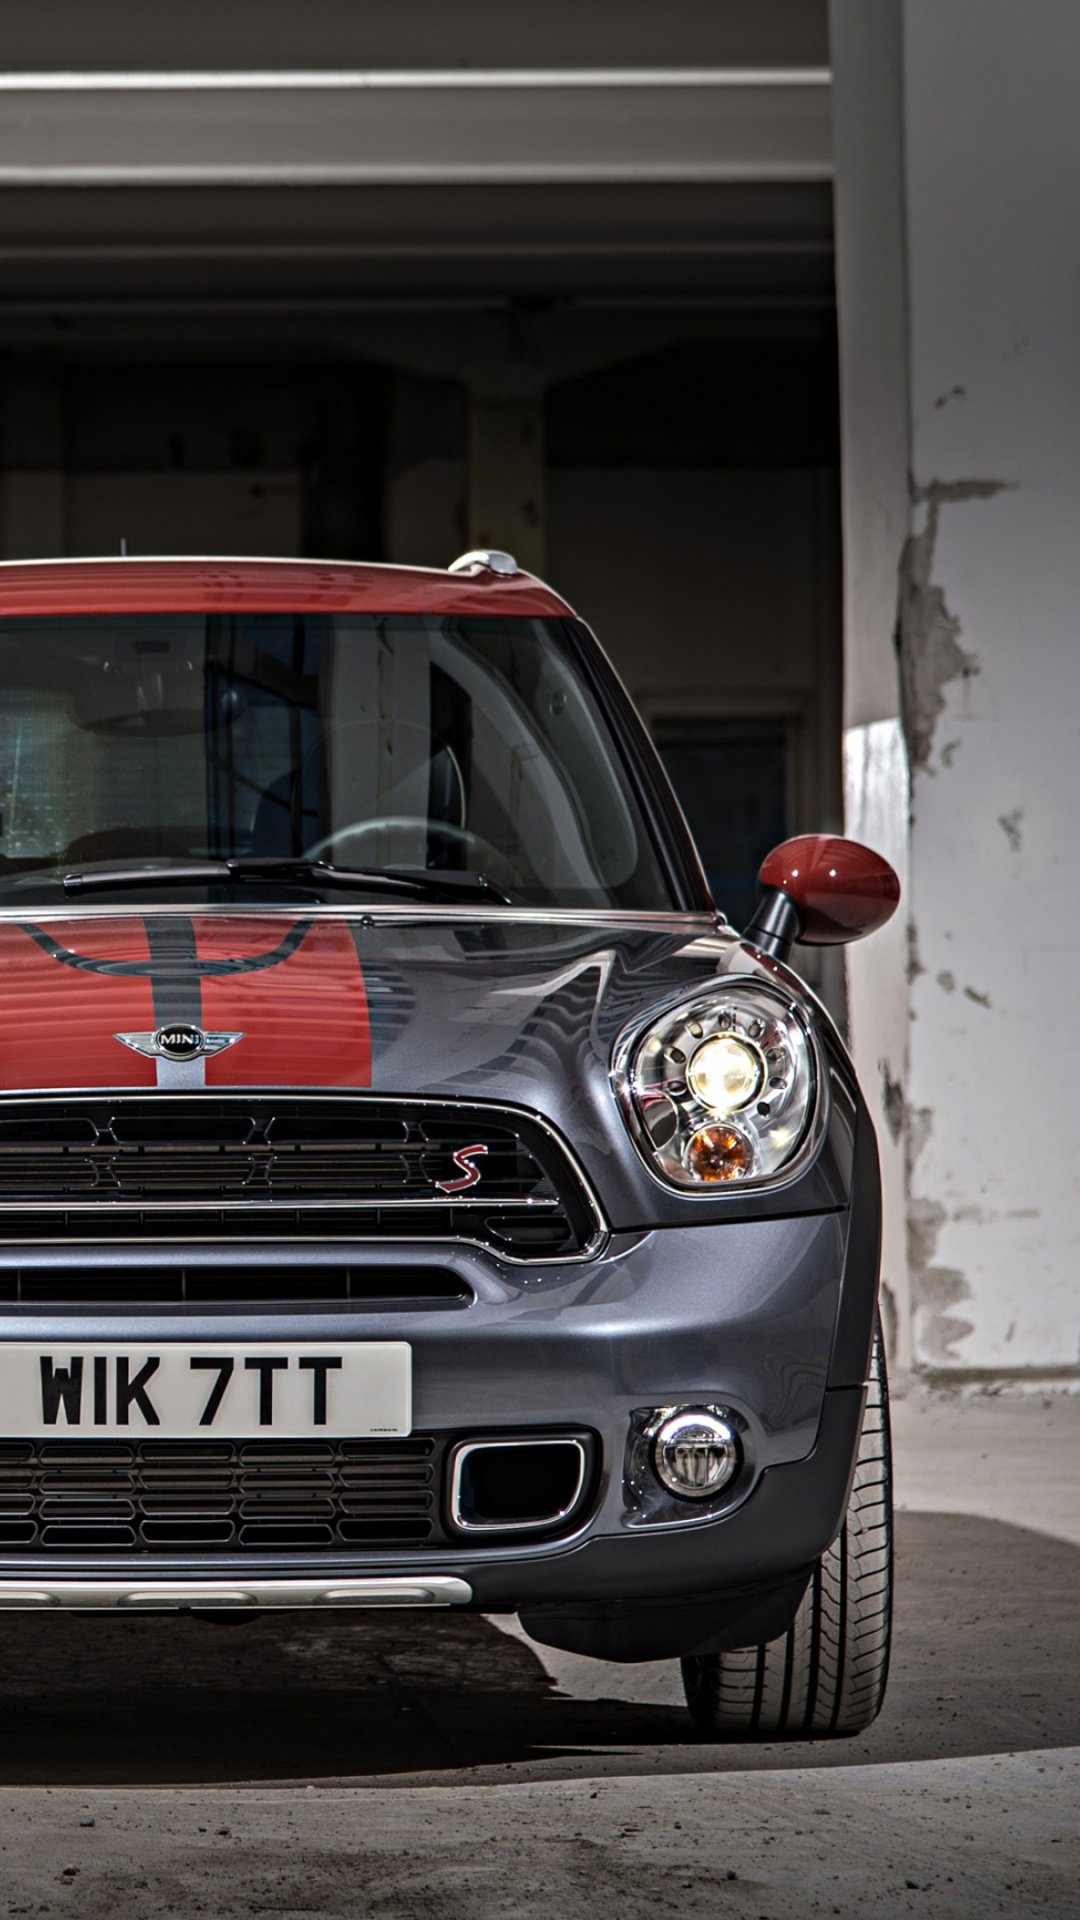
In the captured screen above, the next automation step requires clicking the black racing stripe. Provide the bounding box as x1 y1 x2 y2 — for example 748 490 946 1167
144 916 201 1029
17 918 315 980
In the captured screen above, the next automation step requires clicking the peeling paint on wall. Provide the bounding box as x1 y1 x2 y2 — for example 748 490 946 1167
880 1060 905 1144
908 1193 974 1362
905 1100 975 1366
907 1101 933 1170
896 479 1009 767
998 809 1023 852
906 924 925 983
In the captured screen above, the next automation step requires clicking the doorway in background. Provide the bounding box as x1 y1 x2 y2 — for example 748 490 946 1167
652 715 790 931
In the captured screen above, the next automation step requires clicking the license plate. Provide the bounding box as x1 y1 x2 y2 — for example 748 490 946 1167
0 1342 411 1440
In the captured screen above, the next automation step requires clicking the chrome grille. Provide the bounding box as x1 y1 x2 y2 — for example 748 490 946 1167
0 1097 600 1257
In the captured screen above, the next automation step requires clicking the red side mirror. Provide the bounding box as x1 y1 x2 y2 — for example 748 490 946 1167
743 835 901 961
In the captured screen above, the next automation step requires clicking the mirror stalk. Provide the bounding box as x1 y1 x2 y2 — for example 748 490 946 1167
742 888 803 963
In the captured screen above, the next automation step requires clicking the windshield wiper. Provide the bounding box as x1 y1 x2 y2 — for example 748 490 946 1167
60 858 514 905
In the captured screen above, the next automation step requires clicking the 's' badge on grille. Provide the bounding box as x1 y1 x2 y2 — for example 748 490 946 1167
115 1025 244 1061
436 1143 488 1193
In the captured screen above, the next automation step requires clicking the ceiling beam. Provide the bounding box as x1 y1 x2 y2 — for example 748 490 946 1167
0 69 832 188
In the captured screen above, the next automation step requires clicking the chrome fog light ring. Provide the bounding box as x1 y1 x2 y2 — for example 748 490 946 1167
650 1409 741 1500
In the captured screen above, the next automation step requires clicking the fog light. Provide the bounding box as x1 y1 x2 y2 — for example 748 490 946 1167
652 1410 739 1499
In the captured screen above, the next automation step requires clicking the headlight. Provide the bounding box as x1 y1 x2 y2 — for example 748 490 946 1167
685 1032 765 1114
613 983 818 1190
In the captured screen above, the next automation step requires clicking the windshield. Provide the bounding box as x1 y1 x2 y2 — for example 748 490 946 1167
0 612 672 910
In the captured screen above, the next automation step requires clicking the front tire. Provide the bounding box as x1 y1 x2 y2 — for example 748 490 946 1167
681 1324 892 1740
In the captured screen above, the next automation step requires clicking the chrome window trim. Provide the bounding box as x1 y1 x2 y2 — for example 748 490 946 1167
0 904 718 928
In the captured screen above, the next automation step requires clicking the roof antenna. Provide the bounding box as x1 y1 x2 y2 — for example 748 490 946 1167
120 537 128 557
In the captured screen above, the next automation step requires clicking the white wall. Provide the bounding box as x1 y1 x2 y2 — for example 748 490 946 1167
834 0 1080 1382
901 0 1080 1379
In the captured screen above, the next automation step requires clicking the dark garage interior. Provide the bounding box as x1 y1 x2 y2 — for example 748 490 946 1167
0 0 842 981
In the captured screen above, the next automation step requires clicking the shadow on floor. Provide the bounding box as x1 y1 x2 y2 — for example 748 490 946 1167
0 1511 1076 1784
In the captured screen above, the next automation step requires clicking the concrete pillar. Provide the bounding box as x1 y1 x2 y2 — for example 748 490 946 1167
832 0 1080 1385
467 399 546 577
829 0 913 1380
900 0 1080 1383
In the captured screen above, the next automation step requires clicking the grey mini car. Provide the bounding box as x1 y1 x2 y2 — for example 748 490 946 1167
0 549 899 1740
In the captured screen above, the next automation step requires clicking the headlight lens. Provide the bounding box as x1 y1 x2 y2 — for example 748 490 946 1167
616 985 817 1189
685 1033 765 1115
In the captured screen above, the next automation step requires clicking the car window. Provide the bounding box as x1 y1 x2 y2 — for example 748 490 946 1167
0 612 673 910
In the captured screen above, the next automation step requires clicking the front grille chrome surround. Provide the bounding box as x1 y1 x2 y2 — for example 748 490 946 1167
0 1094 606 1263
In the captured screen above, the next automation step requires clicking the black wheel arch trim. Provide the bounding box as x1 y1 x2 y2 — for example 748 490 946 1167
827 1088 883 1390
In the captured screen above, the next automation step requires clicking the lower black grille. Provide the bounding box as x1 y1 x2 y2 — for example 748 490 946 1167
0 1267 469 1307
0 1438 442 1552
0 1204 581 1256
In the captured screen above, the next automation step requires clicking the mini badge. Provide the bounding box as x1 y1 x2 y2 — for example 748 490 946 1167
115 1025 244 1061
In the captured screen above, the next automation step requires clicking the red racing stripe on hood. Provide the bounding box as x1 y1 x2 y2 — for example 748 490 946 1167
198 915 372 1088
0 917 157 1090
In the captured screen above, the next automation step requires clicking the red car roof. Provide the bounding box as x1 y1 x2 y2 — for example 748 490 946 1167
0 557 575 620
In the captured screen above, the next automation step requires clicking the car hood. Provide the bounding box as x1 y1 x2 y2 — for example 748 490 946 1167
0 906 850 1225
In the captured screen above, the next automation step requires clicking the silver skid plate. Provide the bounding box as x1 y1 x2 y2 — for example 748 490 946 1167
0 1576 472 1611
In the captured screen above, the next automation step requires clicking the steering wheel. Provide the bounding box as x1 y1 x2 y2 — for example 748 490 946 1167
306 816 505 871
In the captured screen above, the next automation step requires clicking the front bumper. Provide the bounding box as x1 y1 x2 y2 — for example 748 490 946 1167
0 1386 862 1654
0 1188 871 1628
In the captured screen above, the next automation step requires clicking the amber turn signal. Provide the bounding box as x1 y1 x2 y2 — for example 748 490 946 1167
683 1123 753 1183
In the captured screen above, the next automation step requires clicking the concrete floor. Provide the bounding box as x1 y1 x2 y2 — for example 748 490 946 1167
0 1389 1077 1916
